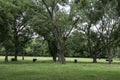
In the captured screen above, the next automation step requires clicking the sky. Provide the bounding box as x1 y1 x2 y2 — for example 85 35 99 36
57 3 71 14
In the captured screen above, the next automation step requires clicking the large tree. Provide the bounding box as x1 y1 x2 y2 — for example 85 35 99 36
74 0 105 63
0 0 34 61
31 0 79 64
9 0 34 61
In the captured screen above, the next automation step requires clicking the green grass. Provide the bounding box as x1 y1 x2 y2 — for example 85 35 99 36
0 56 120 80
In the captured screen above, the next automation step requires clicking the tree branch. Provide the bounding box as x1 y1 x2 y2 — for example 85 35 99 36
42 0 52 19
65 17 79 40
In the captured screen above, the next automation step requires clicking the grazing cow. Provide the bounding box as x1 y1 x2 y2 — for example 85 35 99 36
11 58 16 61
33 58 37 62
74 59 77 63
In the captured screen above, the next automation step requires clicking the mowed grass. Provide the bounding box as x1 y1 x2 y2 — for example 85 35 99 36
0 56 120 80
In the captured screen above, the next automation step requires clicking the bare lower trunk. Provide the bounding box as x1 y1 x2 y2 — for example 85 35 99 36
14 54 17 61
51 46 57 62
58 53 66 64
58 43 66 64
53 54 57 62
48 40 57 62
106 48 112 64
92 53 97 63
14 49 18 61
22 53 24 60
93 56 97 63
5 50 8 62
108 54 112 64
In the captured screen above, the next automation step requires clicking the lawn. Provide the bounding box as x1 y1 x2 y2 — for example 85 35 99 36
0 56 120 80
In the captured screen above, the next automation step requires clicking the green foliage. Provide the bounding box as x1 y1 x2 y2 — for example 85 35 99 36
66 31 88 57
0 0 14 50
25 38 49 56
0 47 5 55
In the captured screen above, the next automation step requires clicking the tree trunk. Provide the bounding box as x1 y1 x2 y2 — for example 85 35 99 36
52 54 57 62
48 40 57 62
58 52 66 64
92 55 97 63
5 49 8 62
57 41 66 64
108 54 112 64
22 53 24 60
106 48 112 64
51 44 57 62
14 48 18 61
13 22 18 61
92 52 97 63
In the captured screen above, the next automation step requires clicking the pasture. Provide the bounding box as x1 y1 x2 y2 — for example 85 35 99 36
0 56 120 80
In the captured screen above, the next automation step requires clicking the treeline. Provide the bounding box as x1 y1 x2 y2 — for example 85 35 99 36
0 0 120 64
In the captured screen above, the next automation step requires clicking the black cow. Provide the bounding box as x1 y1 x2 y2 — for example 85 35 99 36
74 59 77 63
11 58 16 61
33 58 37 62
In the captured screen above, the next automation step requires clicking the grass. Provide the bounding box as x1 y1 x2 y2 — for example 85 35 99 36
0 56 120 80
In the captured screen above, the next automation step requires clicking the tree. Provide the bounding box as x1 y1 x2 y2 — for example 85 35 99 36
0 0 14 62
31 0 79 64
96 0 119 64
74 0 105 63
8 0 34 61
0 0 35 61
73 0 120 63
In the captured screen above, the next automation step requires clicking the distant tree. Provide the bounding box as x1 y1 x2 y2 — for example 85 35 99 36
66 31 88 57
29 38 48 56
